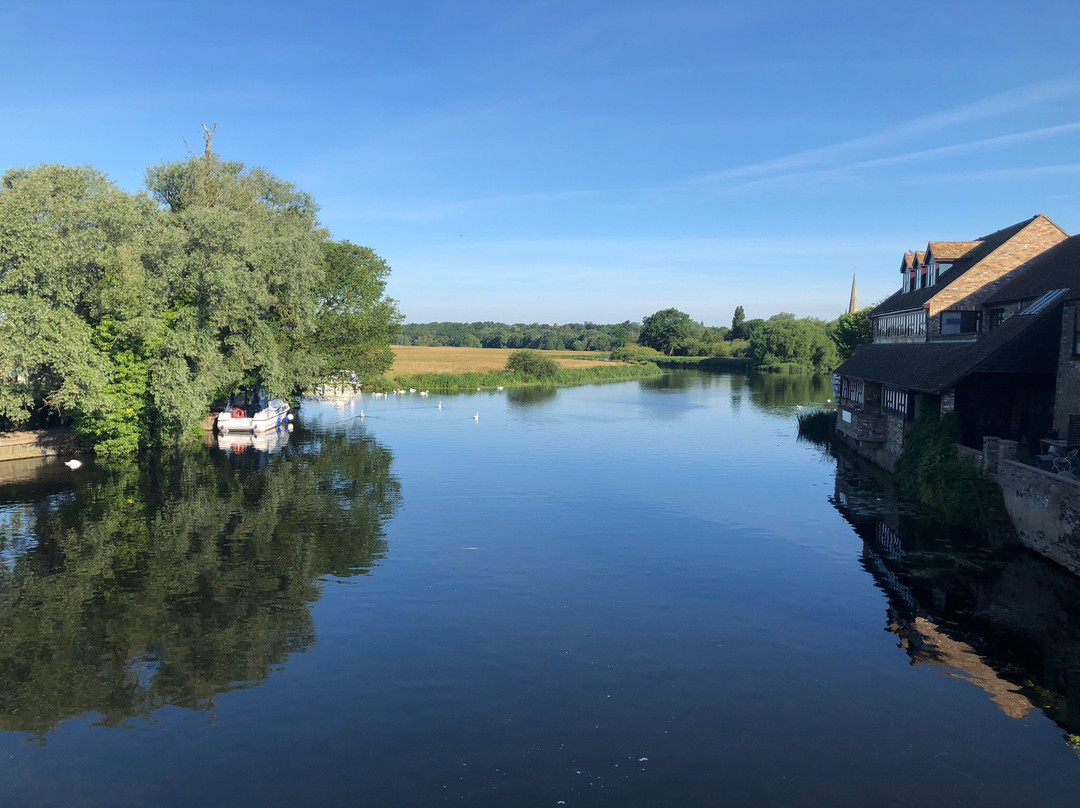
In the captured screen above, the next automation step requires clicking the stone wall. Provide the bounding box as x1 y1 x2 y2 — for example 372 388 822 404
0 430 81 464
884 412 906 457
996 458 1080 576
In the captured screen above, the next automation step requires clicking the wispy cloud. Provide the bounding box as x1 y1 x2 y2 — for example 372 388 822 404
687 72 1080 189
727 122 1080 192
905 163 1080 184
319 105 1080 223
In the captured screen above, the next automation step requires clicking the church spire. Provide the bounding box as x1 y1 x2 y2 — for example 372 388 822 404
848 271 858 314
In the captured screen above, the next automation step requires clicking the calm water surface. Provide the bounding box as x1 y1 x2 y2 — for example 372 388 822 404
2 372 1080 806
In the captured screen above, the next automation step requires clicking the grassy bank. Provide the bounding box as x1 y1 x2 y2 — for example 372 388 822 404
392 363 662 392
383 345 661 391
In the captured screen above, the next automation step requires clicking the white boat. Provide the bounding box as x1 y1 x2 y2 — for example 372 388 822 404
216 426 291 455
217 395 291 434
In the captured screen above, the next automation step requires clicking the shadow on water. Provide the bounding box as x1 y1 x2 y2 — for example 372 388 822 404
638 369 834 417
505 385 558 408
0 427 401 740
830 450 1080 746
744 370 833 413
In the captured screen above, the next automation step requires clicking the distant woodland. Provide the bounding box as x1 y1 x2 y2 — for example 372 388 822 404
401 306 872 373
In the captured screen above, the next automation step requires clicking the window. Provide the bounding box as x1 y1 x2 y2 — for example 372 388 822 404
941 310 981 335
883 387 907 415
873 310 927 340
1074 310 1080 356
841 378 864 406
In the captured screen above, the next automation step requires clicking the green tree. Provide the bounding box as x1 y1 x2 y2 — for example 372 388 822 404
748 317 839 372
144 153 327 424
505 349 559 379
639 307 693 355
0 152 403 453
730 305 746 339
830 309 873 361
310 240 402 386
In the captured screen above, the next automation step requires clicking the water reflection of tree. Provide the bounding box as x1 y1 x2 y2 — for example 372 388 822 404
831 452 1080 741
506 385 557 408
745 371 832 413
0 433 400 738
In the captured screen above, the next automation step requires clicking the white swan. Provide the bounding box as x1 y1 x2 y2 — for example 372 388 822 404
64 459 82 470
473 412 479 421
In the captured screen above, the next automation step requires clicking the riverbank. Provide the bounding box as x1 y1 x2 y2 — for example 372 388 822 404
386 345 662 391
0 429 81 464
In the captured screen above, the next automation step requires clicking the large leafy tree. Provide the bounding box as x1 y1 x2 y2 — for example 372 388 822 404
311 240 402 385
639 307 694 355
0 153 401 454
748 317 839 372
829 309 873 361
144 154 328 426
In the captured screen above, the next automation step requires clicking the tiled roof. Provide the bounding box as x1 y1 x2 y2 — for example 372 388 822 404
836 301 1063 393
873 215 1046 316
983 234 1080 306
927 241 981 262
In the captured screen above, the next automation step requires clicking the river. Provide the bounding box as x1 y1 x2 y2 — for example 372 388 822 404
2 371 1080 806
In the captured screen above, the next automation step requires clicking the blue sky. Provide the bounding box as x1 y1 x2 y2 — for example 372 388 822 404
3 0 1079 325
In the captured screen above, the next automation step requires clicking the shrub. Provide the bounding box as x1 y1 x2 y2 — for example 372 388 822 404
610 344 664 363
505 350 559 379
893 413 1010 532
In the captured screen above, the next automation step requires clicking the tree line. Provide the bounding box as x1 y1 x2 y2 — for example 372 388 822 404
401 320 641 352
405 305 873 373
0 154 402 454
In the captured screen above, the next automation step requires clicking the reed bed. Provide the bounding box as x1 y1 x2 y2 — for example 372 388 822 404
796 408 838 445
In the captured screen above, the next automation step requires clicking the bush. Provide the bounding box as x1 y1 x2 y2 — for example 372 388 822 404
893 413 1010 532
505 350 559 379
610 344 664 363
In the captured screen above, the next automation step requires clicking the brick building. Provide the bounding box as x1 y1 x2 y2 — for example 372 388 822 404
834 214 1079 468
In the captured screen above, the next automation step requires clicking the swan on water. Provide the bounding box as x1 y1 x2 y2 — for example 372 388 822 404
64 459 82 470
473 412 479 421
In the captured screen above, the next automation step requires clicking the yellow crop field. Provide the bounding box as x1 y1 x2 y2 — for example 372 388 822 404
390 345 609 375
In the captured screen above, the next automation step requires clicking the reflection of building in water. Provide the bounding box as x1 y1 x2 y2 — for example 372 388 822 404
831 450 1080 737
890 613 1032 719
